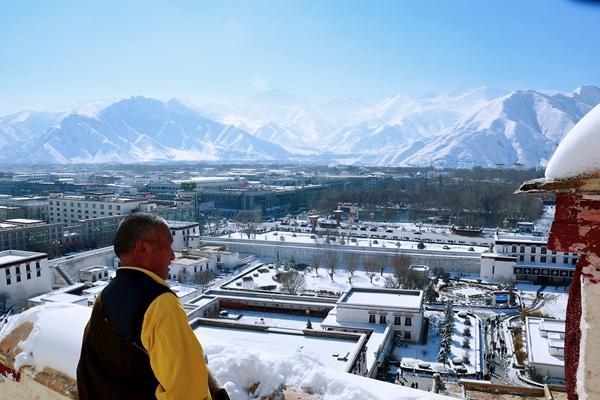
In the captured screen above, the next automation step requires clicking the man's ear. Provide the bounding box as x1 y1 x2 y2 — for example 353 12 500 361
133 240 152 260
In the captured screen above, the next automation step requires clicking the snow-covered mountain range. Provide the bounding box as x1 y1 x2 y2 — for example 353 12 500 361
2 85 599 167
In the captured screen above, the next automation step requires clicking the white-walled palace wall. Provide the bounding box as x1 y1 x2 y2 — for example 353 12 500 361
200 238 481 274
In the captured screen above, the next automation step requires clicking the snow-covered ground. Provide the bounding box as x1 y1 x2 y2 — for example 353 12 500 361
224 230 489 254
394 310 480 375
225 264 394 295
517 282 569 320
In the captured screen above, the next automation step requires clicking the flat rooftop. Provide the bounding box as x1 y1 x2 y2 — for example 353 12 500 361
194 324 359 371
526 317 565 367
340 288 423 310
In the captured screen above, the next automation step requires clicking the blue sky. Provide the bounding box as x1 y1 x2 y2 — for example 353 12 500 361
1 0 599 115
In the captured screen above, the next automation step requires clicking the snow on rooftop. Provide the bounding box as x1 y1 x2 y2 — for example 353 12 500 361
526 317 565 367
195 325 358 372
545 103 600 180
0 302 454 400
341 289 423 310
0 255 29 265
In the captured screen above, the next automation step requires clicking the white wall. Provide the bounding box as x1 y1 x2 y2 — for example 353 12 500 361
480 257 515 281
336 306 423 343
0 257 52 308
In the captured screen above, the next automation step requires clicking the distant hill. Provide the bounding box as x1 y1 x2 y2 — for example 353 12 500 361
1 86 598 166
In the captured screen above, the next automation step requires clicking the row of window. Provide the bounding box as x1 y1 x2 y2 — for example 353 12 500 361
368 314 412 326
510 245 572 256
4 263 42 285
514 254 577 265
50 201 122 211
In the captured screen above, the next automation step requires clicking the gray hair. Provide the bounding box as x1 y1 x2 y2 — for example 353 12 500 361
113 213 169 257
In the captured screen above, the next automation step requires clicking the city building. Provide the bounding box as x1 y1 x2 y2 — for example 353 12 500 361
525 317 565 382
329 287 424 342
0 250 52 308
48 192 146 224
0 219 64 255
167 221 201 251
480 233 579 283
168 252 217 282
78 265 110 283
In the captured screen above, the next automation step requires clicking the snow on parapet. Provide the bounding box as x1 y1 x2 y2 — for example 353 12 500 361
1 303 454 400
545 104 600 180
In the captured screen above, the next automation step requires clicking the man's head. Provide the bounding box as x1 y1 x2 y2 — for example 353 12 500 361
114 213 175 279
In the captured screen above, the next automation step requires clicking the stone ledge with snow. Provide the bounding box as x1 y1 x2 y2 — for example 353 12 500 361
0 302 456 400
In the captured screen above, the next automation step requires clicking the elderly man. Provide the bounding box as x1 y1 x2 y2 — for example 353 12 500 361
77 213 228 399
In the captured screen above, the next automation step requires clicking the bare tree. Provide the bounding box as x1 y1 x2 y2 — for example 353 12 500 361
194 270 215 292
392 254 411 283
177 268 190 284
242 276 254 290
326 251 338 282
311 253 322 277
279 270 306 294
363 258 379 284
346 252 358 277
0 291 8 312
234 209 262 239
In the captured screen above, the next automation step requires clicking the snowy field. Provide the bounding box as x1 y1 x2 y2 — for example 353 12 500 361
224 263 394 295
224 231 489 254
517 282 569 319
394 310 480 375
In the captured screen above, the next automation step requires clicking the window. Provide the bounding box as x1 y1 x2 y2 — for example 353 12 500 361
369 314 376 323
379 315 386 324
26 264 30 272
519 255 524 262
394 316 402 325
520 246 525 253
572 258 578 265
552 257 556 263
511 245 516 253
530 256 535 262
564 257 569 264
540 256 547 262
26 273 31 280
16 275 21 283
405 317 412 326
541 247 547 254
15 266 20 274
531 246 536 254
404 331 411 340
6 278 10 285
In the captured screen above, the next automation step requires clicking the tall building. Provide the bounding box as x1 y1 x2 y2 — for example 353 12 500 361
48 192 145 225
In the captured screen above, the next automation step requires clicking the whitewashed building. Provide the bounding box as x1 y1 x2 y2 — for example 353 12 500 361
167 221 200 251
334 287 425 342
480 233 579 283
526 317 565 382
168 252 217 283
0 250 52 308
78 265 110 283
